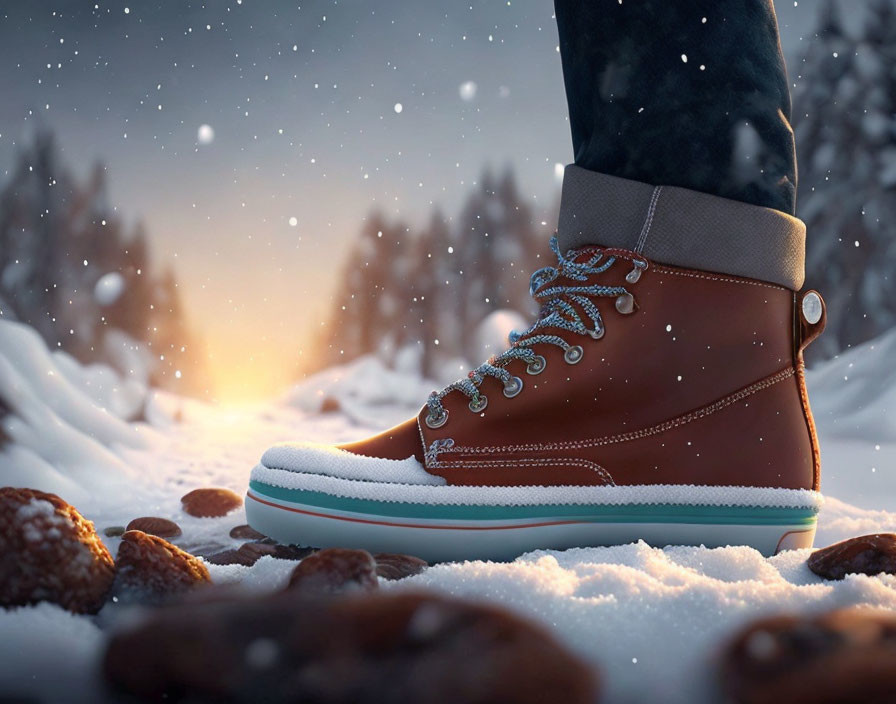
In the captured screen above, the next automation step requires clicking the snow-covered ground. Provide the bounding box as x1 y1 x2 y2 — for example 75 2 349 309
1 318 895 703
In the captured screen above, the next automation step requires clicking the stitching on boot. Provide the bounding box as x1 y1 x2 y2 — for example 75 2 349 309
652 266 787 291
425 437 455 465
440 367 796 456
635 186 662 254
431 457 615 486
795 360 821 491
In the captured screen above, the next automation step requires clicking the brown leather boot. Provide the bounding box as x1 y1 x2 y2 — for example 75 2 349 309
247 171 825 562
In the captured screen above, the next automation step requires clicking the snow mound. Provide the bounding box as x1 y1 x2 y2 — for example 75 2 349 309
284 310 535 426
93 271 126 306
53 347 147 422
473 308 529 360
0 602 103 703
0 320 149 508
816 496 896 544
285 355 434 422
389 540 896 704
807 327 896 440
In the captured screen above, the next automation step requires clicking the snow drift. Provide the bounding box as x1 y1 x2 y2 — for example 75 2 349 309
0 320 150 508
807 327 896 440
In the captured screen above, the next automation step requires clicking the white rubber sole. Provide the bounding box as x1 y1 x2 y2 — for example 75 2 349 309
246 470 821 563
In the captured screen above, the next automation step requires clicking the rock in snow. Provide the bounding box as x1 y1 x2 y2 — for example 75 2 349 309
181 487 244 518
0 487 114 614
374 552 430 581
722 608 896 704
286 548 380 596
112 529 211 603
102 591 599 704
126 516 183 539
229 523 267 541
205 541 313 567
808 533 896 581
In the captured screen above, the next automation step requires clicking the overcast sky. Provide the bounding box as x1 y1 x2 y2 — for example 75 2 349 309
0 0 828 399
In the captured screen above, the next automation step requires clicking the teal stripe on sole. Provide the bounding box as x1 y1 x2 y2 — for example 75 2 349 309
248 481 818 526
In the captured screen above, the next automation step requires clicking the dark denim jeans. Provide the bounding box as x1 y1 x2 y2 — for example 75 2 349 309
555 0 796 215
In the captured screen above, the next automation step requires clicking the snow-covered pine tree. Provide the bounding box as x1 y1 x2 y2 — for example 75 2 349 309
494 168 542 316
0 131 70 344
323 219 374 365
0 130 207 394
455 166 539 361
102 221 155 346
415 209 461 379
795 0 896 359
455 166 496 357
146 268 209 394
320 211 409 366
315 165 548 377
380 221 417 358
62 161 120 360
852 0 896 346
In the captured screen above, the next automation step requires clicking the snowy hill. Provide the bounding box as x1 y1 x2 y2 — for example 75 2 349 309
804 329 896 513
808 327 896 440
1 317 896 703
0 321 149 510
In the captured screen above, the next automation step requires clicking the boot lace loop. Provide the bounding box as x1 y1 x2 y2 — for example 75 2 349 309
424 237 647 428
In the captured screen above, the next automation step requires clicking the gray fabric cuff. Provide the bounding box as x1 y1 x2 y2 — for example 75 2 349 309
556 165 806 290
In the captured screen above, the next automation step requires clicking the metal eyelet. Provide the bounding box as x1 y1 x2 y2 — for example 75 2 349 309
526 355 546 375
588 327 605 340
503 376 524 398
564 345 584 364
468 395 488 413
615 292 635 315
425 408 449 429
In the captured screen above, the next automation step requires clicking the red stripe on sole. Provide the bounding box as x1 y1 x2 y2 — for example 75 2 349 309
246 491 583 531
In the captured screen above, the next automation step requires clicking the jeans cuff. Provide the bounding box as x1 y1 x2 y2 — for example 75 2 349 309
556 165 806 290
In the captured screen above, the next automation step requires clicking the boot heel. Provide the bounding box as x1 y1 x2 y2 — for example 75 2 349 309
774 526 817 554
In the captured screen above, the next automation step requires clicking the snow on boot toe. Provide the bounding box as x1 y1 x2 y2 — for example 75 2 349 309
259 441 443 486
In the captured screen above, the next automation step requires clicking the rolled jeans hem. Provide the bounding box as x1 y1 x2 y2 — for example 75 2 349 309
556 165 806 290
